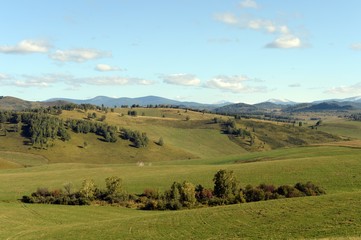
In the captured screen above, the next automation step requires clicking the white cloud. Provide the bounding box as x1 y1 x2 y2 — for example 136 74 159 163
239 0 258 9
0 73 9 80
351 43 361 50
206 75 261 93
162 73 201 86
214 13 239 25
81 76 154 86
215 14 290 35
13 74 69 88
49 48 111 62
326 82 361 95
137 79 154 85
15 80 50 88
0 72 154 88
266 35 302 49
95 64 121 72
214 8 304 50
247 19 290 34
0 40 50 54
289 83 301 88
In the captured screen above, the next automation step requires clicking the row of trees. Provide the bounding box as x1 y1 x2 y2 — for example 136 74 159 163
22 176 127 205
120 128 149 148
222 119 252 138
21 113 70 147
66 119 118 142
22 170 325 210
345 113 361 121
0 110 149 148
141 170 325 210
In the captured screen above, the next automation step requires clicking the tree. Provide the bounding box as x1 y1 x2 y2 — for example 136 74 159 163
166 182 182 210
105 176 123 196
79 179 97 200
213 169 239 202
63 182 74 195
180 181 196 208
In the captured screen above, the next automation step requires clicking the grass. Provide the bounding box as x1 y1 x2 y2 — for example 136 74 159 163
1 109 361 239
1 192 361 239
0 151 48 169
1 145 361 201
318 119 361 140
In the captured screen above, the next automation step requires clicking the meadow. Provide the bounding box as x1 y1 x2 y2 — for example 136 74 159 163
1 107 361 239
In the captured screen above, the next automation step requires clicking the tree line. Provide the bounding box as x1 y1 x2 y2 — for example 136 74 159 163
0 110 149 148
21 169 325 210
345 113 361 121
66 119 118 143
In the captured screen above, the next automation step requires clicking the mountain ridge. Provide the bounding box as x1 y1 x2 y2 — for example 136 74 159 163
1 95 361 112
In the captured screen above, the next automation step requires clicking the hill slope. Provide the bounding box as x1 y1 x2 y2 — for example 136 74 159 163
0 107 343 164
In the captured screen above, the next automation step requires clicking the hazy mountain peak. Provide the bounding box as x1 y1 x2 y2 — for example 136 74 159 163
265 98 297 105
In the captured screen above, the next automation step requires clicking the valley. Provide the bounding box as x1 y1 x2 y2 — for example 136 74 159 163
1 98 361 239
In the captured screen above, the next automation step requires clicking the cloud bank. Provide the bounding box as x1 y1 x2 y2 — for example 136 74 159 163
206 75 260 93
162 74 201 86
214 2 304 49
0 40 50 54
49 48 111 62
239 0 258 9
95 64 122 72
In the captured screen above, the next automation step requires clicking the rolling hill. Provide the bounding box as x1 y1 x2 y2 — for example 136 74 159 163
0 96 69 111
1 100 361 239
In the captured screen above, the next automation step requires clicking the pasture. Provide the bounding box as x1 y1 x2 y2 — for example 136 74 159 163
1 108 361 239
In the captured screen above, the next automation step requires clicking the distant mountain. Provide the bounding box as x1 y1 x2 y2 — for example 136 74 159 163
3 95 361 113
0 96 70 111
214 103 259 115
284 102 357 112
47 96 182 107
265 99 298 105
0 96 42 111
46 96 226 110
313 96 361 104
253 102 287 110
343 96 361 103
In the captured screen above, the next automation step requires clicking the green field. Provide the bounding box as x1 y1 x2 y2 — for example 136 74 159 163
1 108 361 239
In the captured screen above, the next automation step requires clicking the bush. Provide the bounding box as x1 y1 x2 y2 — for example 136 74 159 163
294 182 325 196
21 174 326 210
277 185 305 198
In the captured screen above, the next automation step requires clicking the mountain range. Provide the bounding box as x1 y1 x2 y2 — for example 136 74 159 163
46 95 231 110
1 95 361 113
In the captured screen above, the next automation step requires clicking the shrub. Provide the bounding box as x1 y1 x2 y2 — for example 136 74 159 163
294 182 326 196
244 185 265 202
195 185 213 204
277 185 305 198
21 174 326 210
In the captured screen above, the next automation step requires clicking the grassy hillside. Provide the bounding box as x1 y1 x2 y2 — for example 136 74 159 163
0 96 43 110
0 107 343 164
1 145 361 239
1 107 360 239
2 192 361 239
319 118 361 140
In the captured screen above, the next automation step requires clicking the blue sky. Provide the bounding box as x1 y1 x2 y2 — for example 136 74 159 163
1 0 361 104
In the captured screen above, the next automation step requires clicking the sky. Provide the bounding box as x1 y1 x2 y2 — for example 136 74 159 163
1 0 361 104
